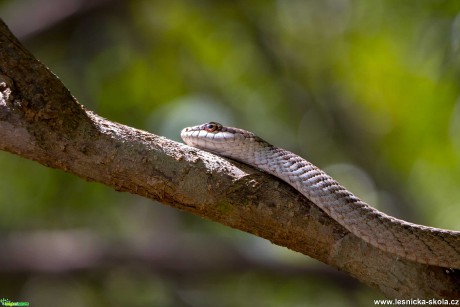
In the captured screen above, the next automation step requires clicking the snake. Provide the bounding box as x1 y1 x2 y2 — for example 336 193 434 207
181 122 460 268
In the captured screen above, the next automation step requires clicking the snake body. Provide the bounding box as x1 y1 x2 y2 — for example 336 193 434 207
181 122 460 268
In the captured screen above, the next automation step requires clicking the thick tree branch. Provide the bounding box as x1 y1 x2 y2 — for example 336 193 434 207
0 19 458 298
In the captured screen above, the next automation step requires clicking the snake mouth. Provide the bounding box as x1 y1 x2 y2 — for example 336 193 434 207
181 127 214 149
181 127 231 148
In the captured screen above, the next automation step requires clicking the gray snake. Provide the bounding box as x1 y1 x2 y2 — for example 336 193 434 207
181 122 460 268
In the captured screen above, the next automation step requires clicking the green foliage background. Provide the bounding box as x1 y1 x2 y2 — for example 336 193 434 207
1 0 460 305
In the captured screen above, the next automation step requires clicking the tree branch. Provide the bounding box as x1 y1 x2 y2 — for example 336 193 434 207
0 19 458 298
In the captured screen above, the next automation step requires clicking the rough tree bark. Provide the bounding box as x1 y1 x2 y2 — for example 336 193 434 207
0 19 458 299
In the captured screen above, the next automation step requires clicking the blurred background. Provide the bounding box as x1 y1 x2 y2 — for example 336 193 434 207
1 0 460 305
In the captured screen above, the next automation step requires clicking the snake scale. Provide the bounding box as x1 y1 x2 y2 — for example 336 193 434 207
181 122 460 268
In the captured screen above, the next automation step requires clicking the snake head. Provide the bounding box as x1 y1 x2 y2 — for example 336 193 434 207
181 122 268 161
180 121 231 151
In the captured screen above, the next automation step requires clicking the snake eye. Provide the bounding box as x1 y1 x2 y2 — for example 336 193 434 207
204 122 220 132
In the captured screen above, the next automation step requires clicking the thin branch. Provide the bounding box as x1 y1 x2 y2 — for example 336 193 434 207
0 19 458 298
